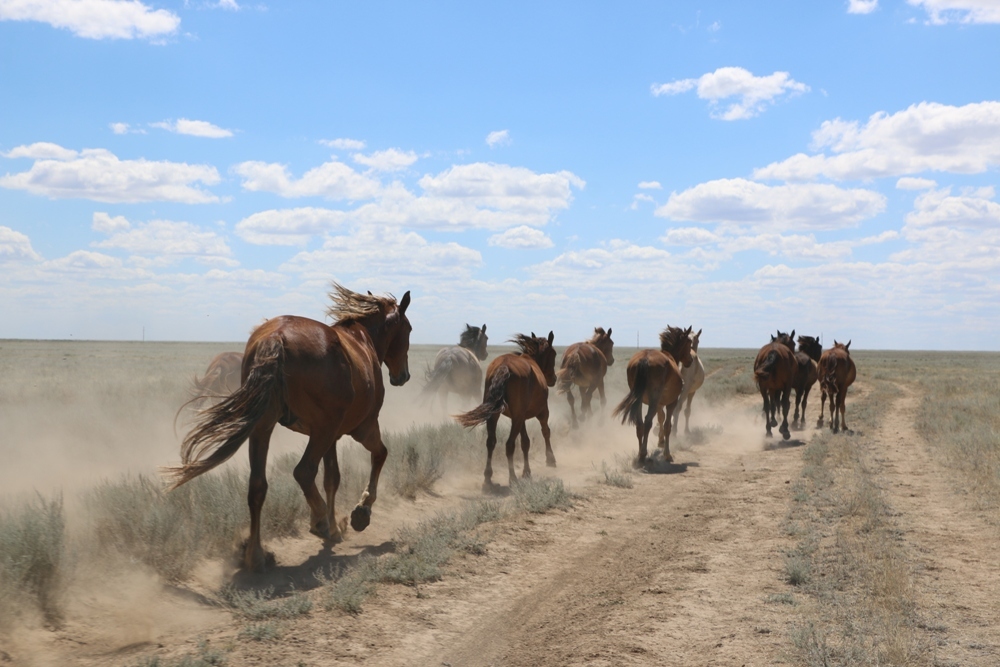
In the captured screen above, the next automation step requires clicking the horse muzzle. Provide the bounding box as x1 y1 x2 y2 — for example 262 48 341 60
390 370 410 386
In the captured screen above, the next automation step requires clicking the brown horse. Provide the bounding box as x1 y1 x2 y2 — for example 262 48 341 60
421 324 488 410
556 327 615 428
164 284 412 571
613 326 693 464
189 351 244 410
455 332 557 492
792 335 822 428
817 340 856 433
754 330 797 440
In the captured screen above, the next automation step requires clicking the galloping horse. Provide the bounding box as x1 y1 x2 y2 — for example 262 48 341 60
164 284 412 571
672 328 704 435
421 324 488 410
792 335 822 428
613 326 694 464
556 327 615 428
754 330 796 440
817 340 856 433
456 332 557 492
188 351 243 410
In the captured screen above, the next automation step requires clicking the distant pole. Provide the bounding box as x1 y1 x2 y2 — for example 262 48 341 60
636 330 639 348
142 326 145 342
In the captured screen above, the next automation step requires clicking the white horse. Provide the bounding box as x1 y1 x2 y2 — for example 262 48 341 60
673 328 705 435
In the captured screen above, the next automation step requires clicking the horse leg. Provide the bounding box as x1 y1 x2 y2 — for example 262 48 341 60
838 389 849 433
597 378 607 425
817 389 827 428
540 409 556 467
793 389 802 426
800 386 811 429
829 389 839 433
293 429 337 539
348 420 389 532
684 392 694 435
779 388 791 440
639 402 656 464
581 387 596 423
671 390 683 435
483 413 500 493
656 406 666 448
566 388 579 429
662 401 677 463
505 419 523 486
246 421 276 571
761 389 773 438
322 442 347 541
519 423 532 479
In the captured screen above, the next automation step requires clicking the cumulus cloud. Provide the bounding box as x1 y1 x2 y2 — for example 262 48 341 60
896 177 938 190
352 148 418 172
92 211 130 232
0 0 180 40
754 101 1000 182
631 193 656 210
233 158 382 200
151 118 234 138
0 143 221 203
848 0 878 13
651 67 809 120
320 138 366 151
235 207 346 245
0 226 41 261
93 216 235 265
656 178 886 231
486 130 511 148
488 225 554 249
638 181 662 190
909 0 1000 24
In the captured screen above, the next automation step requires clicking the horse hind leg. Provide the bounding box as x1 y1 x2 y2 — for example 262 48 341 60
539 410 556 467
761 390 773 438
519 423 532 479
817 390 827 428
505 419 524 486
683 392 694 435
294 429 338 540
566 389 579 429
483 414 500 493
778 389 792 440
838 391 849 433
246 421 277 572
662 402 677 463
323 442 348 541
580 387 596 423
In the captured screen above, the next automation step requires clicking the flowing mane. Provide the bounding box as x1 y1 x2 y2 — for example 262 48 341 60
659 326 687 355
460 324 481 348
510 333 543 356
325 283 395 323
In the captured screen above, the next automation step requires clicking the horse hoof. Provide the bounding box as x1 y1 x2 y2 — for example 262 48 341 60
546 458 557 468
350 504 372 532
482 481 501 494
781 430 791 441
244 549 275 573
309 520 331 540
765 432 773 439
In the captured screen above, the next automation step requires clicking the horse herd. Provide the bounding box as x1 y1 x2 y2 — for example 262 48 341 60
168 285 855 571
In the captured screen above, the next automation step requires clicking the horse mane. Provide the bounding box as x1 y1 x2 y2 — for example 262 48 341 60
510 333 543 356
588 327 608 343
325 283 395 323
459 324 481 348
659 326 687 355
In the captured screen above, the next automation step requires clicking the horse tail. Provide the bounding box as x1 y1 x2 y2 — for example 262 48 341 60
455 365 510 427
163 336 284 490
822 356 840 392
754 350 780 384
555 359 581 395
421 355 456 397
612 357 650 427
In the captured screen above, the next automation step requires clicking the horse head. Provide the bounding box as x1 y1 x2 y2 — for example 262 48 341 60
471 323 489 361
591 326 615 366
515 331 557 387
691 328 702 353
797 335 822 361
384 291 412 386
660 325 694 367
775 329 795 350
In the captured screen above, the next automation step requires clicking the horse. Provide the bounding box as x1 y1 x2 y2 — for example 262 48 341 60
672 328 704 435
556 327 615 428
455 332 557 492
817 340 856 433
188 351 244 410
792 335 822 428
421 324 488 411
613 326 694 464
753 330 797 440
164 284 412 571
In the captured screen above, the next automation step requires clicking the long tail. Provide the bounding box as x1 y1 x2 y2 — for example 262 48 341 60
612 357 650 427
421 355 457 397
162 337 284 490
455 365 510 427
555 361 581 395
754 350 780 384
821 356 840 394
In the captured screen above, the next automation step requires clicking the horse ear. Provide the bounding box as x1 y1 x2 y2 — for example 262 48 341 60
771 334 776 341
607 327 612 336
399 291 411 314
548 331 554 344
367 290 373 296
790 329 795 339
481 324 486 332
531 331 536 339
846 339 851 351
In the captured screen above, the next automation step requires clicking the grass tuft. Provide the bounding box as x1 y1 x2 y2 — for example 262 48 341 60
0 493 65 626
511 478 574 513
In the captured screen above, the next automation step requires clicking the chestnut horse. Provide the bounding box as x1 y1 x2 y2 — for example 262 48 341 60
613 326 694 464
672 328 704 435
754 330 796 440
792 335 822 428
456 332 557 492
164 284 412 571
421 324 488 410
189 351 244 410
556 327 615 428
817 340 856 433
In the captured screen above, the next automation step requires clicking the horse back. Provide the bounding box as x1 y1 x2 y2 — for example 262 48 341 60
560 342 608 382
487 352 549 419
754 342 796 389
626 349 681 407
792 351 817 390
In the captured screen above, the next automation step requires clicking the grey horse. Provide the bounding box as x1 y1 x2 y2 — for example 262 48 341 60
422 324 489 411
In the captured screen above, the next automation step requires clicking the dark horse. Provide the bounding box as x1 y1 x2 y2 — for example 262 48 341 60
613 326 693 464
817 340 856 433
421 324 488 410
456 332 557 492
792 335 822 428
164 284 412 571
754 330 797 440
556 327 615 428
188 351 244 410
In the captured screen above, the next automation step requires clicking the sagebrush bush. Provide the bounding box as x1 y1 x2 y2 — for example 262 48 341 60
0 493 65 625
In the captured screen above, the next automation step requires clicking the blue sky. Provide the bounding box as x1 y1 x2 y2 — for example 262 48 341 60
1 0 998 349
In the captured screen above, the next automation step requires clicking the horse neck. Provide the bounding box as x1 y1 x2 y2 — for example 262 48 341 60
351 314 391 363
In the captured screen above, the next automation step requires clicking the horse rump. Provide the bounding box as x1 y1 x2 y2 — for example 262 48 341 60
420 353 455 397
754 349 780 383
612 356 651 427
455 365 510 427
555 361 581 395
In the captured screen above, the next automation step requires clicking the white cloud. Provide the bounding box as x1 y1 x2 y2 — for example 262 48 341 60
904 186 1000 230
651 67 809 120
488 225 554 249
216 0 239 9
638 181 662 190
110 122 130 135
656 178 886 231
0 0 180 40
93 217 235 265
320 138 366 151
0 226 41 261
0 144 221 203
235 207 346 245
896 177 938 190
47 249 123 271
894 187 1000 265
486 130 511 148
661 227 721 246
351 148 418 172
234 158 382 200
92 211 130 232
151 118 234 138
630 193 656 210
848 0 878 14
909 0 1000 24
418 163 584 213
754 101 1000 181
